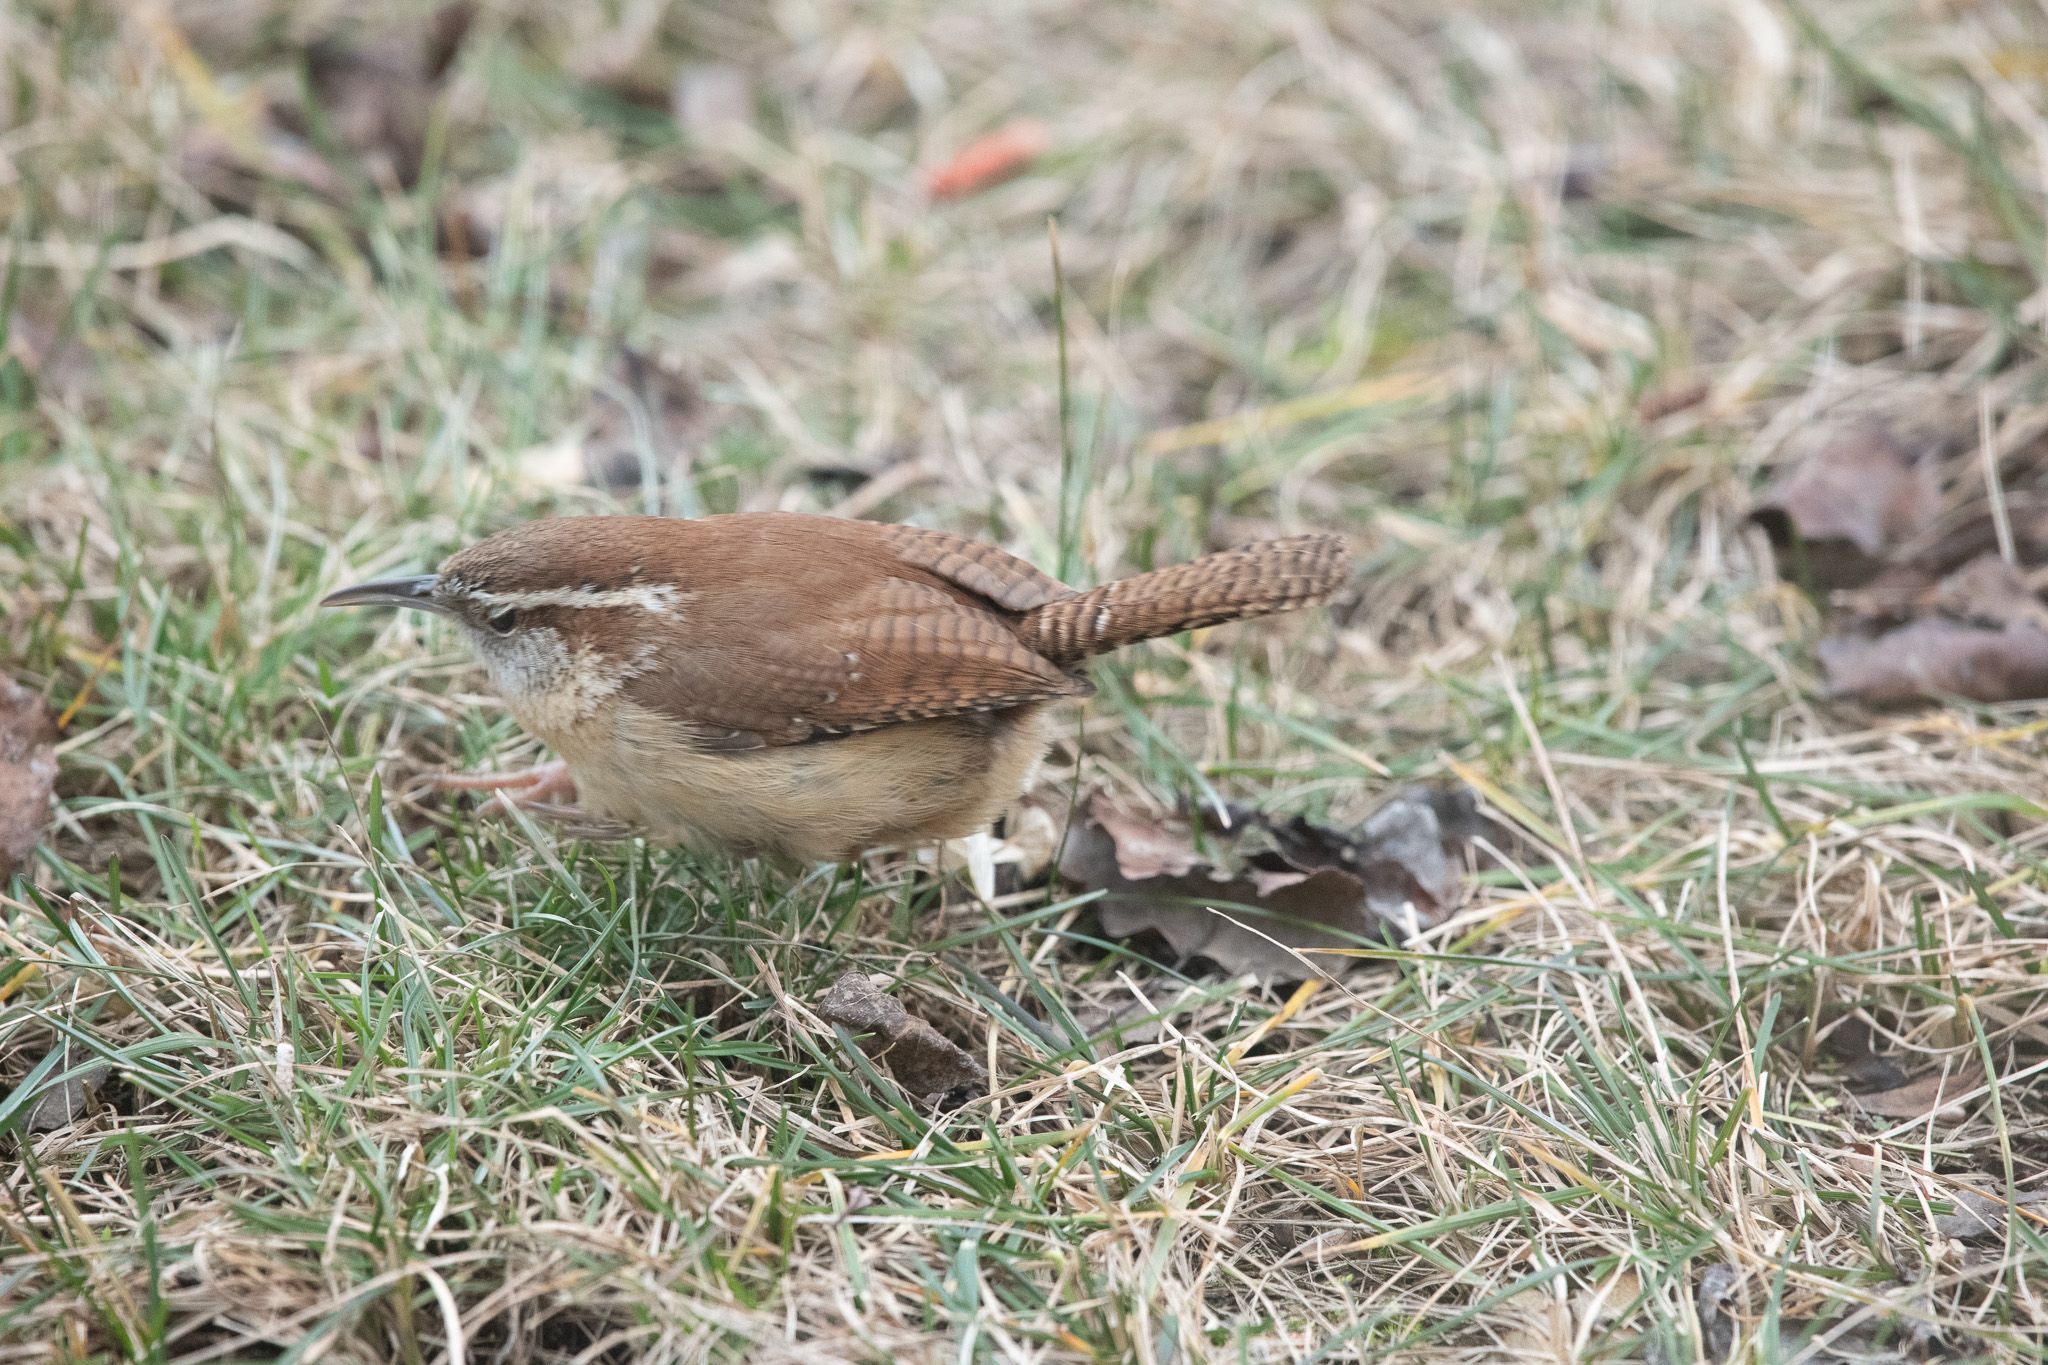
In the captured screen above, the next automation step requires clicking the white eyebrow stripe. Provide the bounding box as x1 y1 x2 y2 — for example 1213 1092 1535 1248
471 584 684 613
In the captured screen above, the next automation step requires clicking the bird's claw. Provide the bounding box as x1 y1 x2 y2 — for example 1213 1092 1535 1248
420 760 624 835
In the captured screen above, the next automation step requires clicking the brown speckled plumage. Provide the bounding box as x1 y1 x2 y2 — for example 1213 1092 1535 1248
1023 534 1349 666
384 512 1349 859
440 513 1348 750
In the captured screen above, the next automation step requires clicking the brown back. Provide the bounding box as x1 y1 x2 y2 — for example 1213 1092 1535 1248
442 514 1347 749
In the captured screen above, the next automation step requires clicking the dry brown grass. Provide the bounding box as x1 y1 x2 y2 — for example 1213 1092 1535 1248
1 0 2045 1360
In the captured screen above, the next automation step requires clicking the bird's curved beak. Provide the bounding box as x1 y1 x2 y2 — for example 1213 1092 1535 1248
320 574 449 615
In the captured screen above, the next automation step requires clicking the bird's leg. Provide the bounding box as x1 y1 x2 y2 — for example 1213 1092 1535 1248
429 761 634 840
427 762 630 838
430 759 579 809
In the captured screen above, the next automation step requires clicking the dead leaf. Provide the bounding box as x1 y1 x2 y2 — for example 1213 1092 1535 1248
1819 617 2048 705
1687 1264 1941 1364
1930 1185 2048 1240
1059 785 1476 983
1906 495 2048 579
1750 423 1941 590
1832 553 2048 634
814 972 988 1106
1851 1061 1983 1119
1754 413 2048 709
1923 554 2048 630
1092 800 1206 880
1062 817 1367 982
1256 784 1483 924
0 675 57 883
1692 1263 1741 1363
924 121 1050 200
26 1041 109 1133
1830 564 1952 628
1821 1016 1909 1092
1819 553 2048 704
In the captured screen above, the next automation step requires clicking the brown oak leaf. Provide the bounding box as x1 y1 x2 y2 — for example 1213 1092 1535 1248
1059 786 1478 983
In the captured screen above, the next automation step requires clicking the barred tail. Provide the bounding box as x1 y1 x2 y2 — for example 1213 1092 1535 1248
1023 534 1349 667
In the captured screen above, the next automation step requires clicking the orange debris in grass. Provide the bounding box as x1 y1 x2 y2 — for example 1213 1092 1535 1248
924 121 1050 199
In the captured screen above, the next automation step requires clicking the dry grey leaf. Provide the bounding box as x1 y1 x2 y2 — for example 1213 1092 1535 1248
1894 491 2048 582
1256 784 1483 924
1751 423 1940 590
26 1041 109 1133
1689 1264 1943 1364
1821 1016 1910 1092
1092 800 1206 880
1833 555 2048 630
1058 785 1476 983
1819 617 2048 705
1851 1062 1982 1120
1923 555 2048 630
1694 1263 1741 1364
1931 1185 2048 1241
815 972 988 1106
1820 554 2048 704
0 675 57 883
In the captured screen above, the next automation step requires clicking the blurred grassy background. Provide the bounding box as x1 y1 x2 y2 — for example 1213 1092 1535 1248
2 0 2046 1360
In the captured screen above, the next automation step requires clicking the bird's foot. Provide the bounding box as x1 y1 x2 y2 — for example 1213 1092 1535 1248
425 761 630 838
430 759 580 811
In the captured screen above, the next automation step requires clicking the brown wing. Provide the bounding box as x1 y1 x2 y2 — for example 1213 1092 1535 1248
873 523 1071 612
619 514 1089 749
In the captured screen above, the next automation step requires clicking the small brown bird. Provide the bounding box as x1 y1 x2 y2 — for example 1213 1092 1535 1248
324 513 1348 862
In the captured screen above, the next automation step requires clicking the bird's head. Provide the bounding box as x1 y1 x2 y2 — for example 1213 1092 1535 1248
321 518 685 726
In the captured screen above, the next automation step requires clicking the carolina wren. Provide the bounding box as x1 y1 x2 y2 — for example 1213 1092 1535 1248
324 513 1348 862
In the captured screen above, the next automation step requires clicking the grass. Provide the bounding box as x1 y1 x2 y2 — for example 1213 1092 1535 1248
2 0 2047 1360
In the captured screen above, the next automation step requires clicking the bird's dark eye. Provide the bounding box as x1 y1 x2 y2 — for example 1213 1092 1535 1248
486 607 518 635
